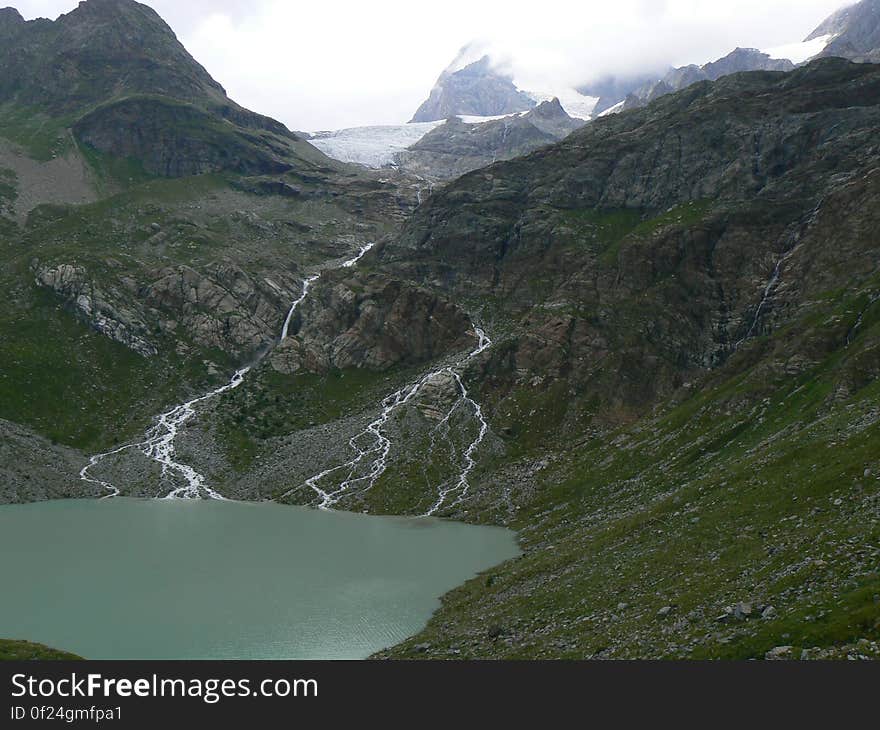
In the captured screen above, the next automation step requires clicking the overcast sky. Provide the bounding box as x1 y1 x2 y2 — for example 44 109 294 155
16 0 849 130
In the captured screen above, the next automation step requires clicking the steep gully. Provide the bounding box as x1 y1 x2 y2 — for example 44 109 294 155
80 244 492 516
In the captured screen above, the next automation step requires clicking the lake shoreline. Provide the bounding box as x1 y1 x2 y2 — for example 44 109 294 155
0 497 520 661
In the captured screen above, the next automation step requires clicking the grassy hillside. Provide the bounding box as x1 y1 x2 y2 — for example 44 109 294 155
380 272 880 659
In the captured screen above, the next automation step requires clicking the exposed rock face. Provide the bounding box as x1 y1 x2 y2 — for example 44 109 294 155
810 0 880 61
34 263 158 357
702 48 794 79
397 100 585 181
524 98 587 139
34 259 301 359
622 48 795 111
381 59 880 420
269 273 473 374
144 262 296 356
411 54 536 123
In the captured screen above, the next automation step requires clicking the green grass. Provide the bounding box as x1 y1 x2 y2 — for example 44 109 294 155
77 142 155 194
0 639 83 661
0 167 17 205
558 207 642 259
382 285 880 660
219 367 397 473
0 285 225 451
0 104 76 161
556 201 714 267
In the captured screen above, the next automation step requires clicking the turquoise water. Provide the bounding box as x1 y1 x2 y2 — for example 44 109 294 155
0 499 518 659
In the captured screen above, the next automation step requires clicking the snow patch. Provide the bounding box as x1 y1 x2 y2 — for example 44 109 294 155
765 34 833 64
458 113 523 124
525 87 599 120
598 100 626 118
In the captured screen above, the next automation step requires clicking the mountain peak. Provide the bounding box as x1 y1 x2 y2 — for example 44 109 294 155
61 0 186 46
410 51 536 123
0 6 23 23
807 0 880 41
0 0 228 115
530 97 566 118
0 5 23 34
703 47 793 80
808 0 880 60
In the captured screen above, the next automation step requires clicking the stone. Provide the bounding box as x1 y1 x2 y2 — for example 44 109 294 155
657 606 673 618
765 646 794 661
33 263 158 357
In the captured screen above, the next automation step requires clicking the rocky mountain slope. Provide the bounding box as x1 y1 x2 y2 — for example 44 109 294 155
367 58 879 658
812 0 880 62
0 0 323 177
396 100 586 180
615 0 880 114
371 57 880 438
620 47 796 111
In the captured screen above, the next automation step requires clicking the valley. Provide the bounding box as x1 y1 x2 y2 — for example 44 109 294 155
1 0 879 662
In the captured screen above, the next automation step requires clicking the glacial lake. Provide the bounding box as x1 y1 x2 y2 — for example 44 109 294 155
0 499 518 660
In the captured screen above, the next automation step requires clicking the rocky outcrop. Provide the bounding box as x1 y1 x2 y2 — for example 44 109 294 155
411 53 536 123
34 263 158 357
269 273 473 374
397 100 585 180
524 99 588 139
34 259 301 359
144 263 297 355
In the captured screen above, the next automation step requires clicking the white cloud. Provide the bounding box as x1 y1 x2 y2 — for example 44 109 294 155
16 0 850 130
